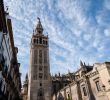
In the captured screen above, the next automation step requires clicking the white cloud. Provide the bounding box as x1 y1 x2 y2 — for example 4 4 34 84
104 0 110 10
4 0 110 81
104 28 110 37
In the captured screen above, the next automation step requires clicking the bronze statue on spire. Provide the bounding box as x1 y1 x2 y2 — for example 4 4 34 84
35 17 43 34
37 17 40 22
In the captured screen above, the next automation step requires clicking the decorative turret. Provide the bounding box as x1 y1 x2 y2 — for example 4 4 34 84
35 17 43 34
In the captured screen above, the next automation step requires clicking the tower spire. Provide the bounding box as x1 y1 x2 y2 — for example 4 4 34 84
28 18 51 100
35 17 43 34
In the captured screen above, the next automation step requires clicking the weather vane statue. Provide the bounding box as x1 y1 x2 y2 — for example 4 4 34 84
37 17 40 22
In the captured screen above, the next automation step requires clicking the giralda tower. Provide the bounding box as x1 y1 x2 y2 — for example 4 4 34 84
28 18 51 100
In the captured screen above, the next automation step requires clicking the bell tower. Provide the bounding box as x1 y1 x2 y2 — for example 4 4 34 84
28 18 51 100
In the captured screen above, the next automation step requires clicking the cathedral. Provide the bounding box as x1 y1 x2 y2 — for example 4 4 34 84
22 18 110 100
27 18 51 100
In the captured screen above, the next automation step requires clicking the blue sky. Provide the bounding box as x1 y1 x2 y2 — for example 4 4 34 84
4 0 110 81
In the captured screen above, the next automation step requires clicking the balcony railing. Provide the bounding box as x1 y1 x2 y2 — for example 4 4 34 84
0 54 5 71
2 65 8 78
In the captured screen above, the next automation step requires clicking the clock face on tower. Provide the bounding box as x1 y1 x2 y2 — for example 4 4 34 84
28 18 51 100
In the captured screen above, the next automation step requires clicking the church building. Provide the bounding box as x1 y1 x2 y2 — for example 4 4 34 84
22 18 110 100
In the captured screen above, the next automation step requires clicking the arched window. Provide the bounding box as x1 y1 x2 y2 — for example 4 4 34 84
39 37 42 44
39 73 43 79
39 66 42 71
33 39 36 43
37 39 38 44
46 41 48 45
38 88 44 97
95 81 101 91
44 51 47 63
34 50 38 64
40 83 42 86
39 50 42 64
82 87 87 96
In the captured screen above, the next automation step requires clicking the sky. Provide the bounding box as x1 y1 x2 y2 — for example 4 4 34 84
4 0 110 81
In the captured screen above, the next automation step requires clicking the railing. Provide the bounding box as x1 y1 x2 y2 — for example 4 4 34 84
0 54 5 71
2 65 8 78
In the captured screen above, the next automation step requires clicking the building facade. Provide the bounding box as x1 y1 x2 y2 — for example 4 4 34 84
0 0 21 99
53 61 110 100
22 74 28 100
51 73 73 100
28 18 51 100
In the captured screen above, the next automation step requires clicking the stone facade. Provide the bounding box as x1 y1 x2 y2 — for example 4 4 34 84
53 61 110 100
28 18 51 100
0 0 21 99
23 51 110 100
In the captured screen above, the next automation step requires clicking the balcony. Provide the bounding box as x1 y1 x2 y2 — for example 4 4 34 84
0 55 5 71
0 63 2 71
2 65 8 79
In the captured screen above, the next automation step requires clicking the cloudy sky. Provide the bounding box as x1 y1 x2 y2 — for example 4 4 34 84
4 0 110 81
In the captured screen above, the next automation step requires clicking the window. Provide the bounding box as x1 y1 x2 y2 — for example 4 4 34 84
33 66 37 75
0 80 2 91
38 31 42 34
39 50 42 64
33 39 36 43
44 66 47 79
44 51 47 63
44 66 47 73
46 41 48 45
39 73 43 79
38 88 44 97
39 92 42 96
34 50 38 64
37 39 38 44
40 83 42 86
33 74 37 80
39 37 42 44
38 89 43 97
44 74 47 80
65 84 67 86
95 81 101 91
82 87 87 96
39 66 42 71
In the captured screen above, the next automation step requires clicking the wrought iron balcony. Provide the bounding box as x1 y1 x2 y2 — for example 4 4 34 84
2 65 8 79
0 54 5 71
0 63 2 71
